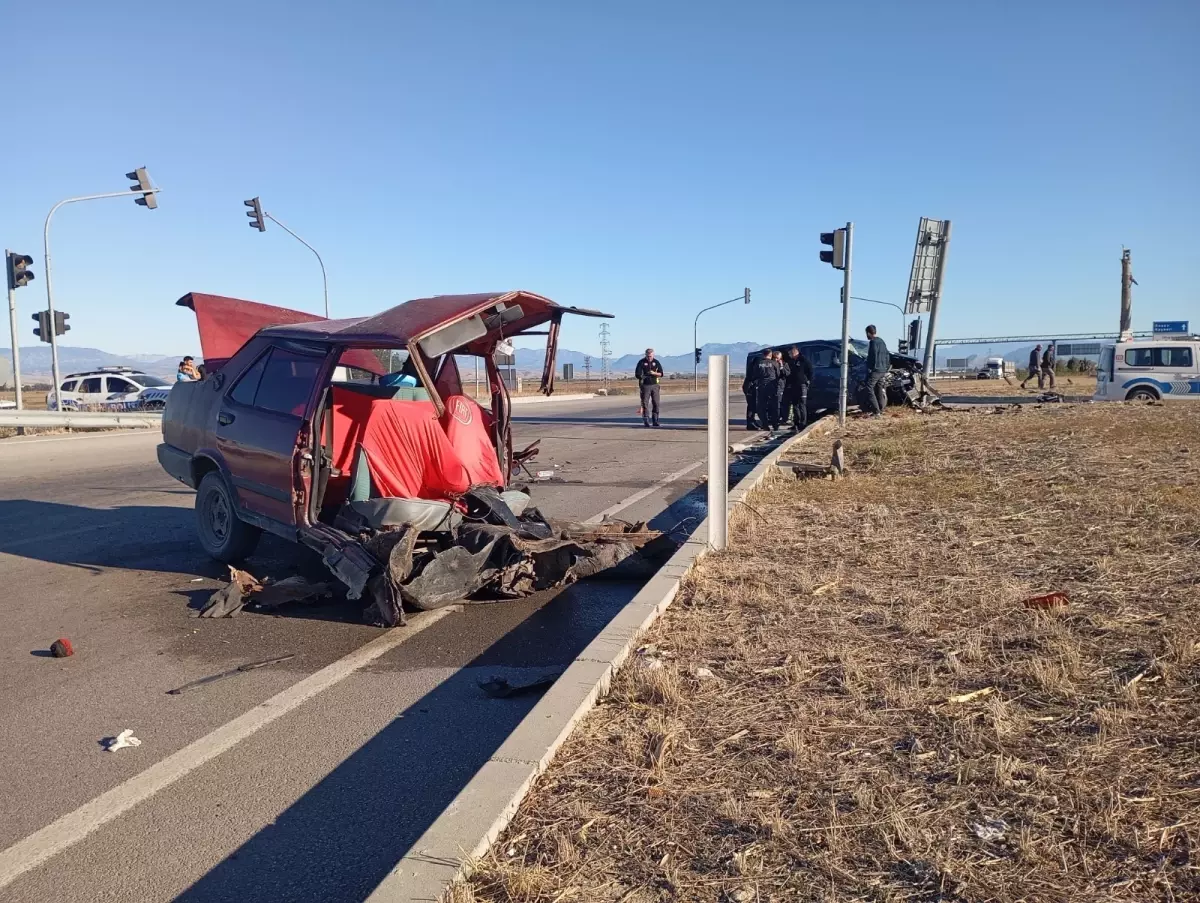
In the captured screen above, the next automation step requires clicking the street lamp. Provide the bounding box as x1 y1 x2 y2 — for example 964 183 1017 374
43 168 162 410
243 198 329 318
693 288 750 391
850 296 906 350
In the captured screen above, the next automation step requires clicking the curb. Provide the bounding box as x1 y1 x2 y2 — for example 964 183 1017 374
366 417 834 901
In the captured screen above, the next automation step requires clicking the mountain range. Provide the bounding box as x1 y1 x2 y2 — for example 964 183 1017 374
0 346 184 384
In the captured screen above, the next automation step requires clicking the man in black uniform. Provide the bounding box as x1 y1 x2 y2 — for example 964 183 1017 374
783 345 813 430
752 350 781 433
863 325 890 418
773 351 789 427
741 369 759 430
634 347 664 428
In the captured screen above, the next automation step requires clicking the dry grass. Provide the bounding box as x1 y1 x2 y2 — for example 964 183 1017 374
931 374 1097 397
469 403 1200 902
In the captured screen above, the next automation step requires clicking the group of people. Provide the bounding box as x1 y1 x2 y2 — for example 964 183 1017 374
176 356 201 382
1019 344 1056 390
743 345 813 433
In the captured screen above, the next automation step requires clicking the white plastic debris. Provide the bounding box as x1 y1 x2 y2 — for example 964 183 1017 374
694 667 716 680
970 818 1009 842
103 729 142 752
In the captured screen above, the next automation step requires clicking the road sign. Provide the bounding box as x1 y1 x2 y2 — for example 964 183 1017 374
1057 342 1102 356
903 218 950 315
1152 321 1189 334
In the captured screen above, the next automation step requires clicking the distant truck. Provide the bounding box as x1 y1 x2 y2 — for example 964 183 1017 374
977 357 1014 380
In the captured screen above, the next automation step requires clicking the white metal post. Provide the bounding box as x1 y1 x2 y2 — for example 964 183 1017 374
707 353 729 550
837 222 854 426
5 253 22 410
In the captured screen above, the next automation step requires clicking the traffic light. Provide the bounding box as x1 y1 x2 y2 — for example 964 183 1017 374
54 310 70 336
6 251 34 291
820 230 846 269
244 197 266 232
694 348 702 364
907 318 921 353
126 167 157 209
32 311 51 342
743 287 751 304
898 339 908 354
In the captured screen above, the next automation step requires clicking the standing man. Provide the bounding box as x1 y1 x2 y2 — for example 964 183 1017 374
752 350 781 434
1041 345 1057 389
784 345 813 430
863 325 891 418
741 367 759 430
635 347 664 428
773 351 789 428
176 356 201 382
1020 344 1043 389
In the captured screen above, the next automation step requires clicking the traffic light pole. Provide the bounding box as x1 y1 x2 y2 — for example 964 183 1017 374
837 222 854 427
692 293 749 391
263 213 329 318
43 188 162 410
5 254 22 411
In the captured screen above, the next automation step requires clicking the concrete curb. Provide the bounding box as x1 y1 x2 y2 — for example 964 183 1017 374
366 417 834 901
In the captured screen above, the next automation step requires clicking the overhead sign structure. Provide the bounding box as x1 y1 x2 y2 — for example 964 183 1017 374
1057 342 1102 357
903 217 952 376
1153 321 1189 335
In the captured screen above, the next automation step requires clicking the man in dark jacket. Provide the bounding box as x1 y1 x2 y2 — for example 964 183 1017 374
1020 344 1043 389
741 369 759 430
783 345 813 430
863 325 890 418
773 351 789 426
634 348 664 427
752 351 782 433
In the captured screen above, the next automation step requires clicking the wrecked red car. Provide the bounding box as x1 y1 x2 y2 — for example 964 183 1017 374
158 290 615 616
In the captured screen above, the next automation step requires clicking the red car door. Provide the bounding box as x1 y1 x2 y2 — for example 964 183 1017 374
216 341 328 526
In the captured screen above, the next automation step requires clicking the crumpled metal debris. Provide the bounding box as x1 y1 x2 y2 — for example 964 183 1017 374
361 516 678 627
197 566 333 618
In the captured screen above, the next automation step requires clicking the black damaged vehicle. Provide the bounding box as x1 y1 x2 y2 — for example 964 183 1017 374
744 339 926 418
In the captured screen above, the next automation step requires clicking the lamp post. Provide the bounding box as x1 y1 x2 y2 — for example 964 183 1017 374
244 198 329 318
693 288 750 391
850 296 905 349
44 169 161 410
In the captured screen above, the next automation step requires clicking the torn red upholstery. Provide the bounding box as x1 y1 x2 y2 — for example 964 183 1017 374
440 395 505 488
328 387 471 503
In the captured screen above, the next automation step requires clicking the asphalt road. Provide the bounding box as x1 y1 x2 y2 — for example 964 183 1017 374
0 391 750 902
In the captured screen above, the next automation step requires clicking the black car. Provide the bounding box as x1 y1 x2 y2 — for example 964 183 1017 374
743 340 924 417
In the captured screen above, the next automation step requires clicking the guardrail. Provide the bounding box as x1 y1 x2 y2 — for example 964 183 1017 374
0 410 163 429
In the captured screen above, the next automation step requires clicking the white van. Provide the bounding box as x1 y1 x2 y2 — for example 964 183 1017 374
1094 336 1200 402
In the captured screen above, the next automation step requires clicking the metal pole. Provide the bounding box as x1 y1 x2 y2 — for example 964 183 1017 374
693 294 748 392
837 222 854 426
264 213 329 318
42 188 162 411
5 253 22 411
921 220 951 375
707 353 729 550
1119 248 1133 335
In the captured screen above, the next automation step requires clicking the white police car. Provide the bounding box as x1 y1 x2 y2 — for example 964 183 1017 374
1094 335 1200 403
48 367 173 411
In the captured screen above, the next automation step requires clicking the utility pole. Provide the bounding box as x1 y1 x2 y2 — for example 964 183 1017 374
838 223 854 426
583 354 591 387
920 220 952 376
599 323 611 389
44 169 162 411
1120 248 1134 336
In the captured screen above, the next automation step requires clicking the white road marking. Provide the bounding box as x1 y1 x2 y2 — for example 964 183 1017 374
584 459 704 524
0 606 459 890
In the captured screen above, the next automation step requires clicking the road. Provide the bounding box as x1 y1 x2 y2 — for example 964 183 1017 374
0 391 749 902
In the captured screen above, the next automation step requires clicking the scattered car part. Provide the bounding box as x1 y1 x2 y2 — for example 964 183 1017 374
102 729 141 752
167 654 297 695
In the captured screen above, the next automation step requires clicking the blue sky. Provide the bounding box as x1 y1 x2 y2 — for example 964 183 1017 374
3 0 1197 360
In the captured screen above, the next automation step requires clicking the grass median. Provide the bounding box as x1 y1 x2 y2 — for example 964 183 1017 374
463 402 1199 903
